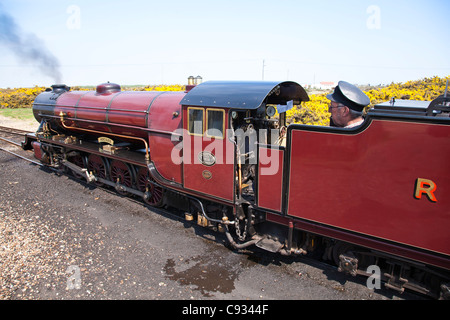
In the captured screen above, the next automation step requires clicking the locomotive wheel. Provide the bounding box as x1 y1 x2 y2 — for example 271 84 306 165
136 166 164 207
110 160 134 196
87 154 108 186
67 154 86 179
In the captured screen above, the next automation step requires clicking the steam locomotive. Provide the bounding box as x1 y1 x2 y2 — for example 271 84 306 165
22 77 450 299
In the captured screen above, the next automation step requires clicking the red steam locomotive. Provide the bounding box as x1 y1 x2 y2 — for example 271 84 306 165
23 78 450 299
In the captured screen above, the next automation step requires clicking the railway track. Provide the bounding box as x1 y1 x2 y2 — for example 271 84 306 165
0 125 33 136
0 125 32 146
0 125 43 166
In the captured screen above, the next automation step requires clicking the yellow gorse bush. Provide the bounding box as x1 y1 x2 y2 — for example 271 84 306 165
365 76 449 105
0 86 47 108
141 84 185 92
286 93 331 126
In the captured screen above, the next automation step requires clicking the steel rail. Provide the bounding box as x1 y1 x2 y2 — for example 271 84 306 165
0 125 42 165
0 136 22 147
0 125 33 135
0 146 43 166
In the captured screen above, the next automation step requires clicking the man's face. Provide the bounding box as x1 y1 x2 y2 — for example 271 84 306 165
328 101 346 127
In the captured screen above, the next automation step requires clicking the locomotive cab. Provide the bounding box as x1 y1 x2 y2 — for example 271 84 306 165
179 81 310 203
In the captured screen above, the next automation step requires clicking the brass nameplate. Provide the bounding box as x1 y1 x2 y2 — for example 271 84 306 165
98 137 114 145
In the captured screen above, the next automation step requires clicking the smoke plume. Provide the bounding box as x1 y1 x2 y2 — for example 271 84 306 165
0 9 62 83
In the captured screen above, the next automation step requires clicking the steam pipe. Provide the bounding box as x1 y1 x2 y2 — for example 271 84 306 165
224 225 258 249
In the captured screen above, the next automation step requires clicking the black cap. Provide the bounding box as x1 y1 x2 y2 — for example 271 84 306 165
326 81 370 112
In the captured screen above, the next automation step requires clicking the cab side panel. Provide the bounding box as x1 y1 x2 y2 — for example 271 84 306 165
287 120 450 256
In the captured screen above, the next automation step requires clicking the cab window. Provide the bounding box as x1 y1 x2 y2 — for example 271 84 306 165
206 109 225 139
188 107 204 136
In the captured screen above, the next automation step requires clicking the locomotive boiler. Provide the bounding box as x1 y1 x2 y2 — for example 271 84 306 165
23 78 450 299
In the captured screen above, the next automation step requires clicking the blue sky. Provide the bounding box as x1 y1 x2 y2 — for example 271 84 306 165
0 0 449 88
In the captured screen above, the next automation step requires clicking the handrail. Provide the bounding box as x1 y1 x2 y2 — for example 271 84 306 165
33 102 148 113
58 112 150 163
38 113 181 137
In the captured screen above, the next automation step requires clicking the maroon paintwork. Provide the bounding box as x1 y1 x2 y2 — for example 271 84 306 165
259 118 450 269
53 89 187 185
147 92 184 184
257 146 284 212
54 90 184 139
182 107 235 201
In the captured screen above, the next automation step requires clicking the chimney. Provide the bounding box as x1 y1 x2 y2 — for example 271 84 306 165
185 75 202 92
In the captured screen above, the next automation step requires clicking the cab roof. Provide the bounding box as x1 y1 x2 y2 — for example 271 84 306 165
180 80 309 109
